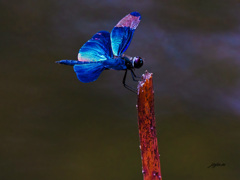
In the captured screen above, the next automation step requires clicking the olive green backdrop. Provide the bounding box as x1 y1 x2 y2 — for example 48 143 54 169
1 0 240 179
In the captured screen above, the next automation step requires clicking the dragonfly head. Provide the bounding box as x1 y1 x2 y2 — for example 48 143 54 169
133 56 143 69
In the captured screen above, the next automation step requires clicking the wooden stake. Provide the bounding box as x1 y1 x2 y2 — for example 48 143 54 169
137 71 162 180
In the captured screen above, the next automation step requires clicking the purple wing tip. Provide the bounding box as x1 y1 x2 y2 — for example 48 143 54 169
130 12 141 20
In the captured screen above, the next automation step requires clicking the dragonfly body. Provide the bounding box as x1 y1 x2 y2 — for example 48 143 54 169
57 55 134 70
56 12 143 91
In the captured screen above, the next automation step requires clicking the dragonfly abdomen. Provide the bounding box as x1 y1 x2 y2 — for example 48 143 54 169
55 60 83 66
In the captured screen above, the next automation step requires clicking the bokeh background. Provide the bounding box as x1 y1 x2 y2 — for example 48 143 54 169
1 0 240 179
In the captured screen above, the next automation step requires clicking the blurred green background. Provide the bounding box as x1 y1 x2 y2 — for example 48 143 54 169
1 0 240 179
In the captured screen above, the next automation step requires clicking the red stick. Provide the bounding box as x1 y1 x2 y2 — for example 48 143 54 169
137 71 162 180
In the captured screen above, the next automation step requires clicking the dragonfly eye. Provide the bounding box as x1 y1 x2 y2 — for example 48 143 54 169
133 57 143 69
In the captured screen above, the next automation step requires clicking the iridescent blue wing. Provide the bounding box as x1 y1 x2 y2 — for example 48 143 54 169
74 62 105 83
74 31 112 83
78 31 113 62
110 12 141 56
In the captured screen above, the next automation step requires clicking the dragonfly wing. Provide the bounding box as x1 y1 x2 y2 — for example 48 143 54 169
78 31 113 62
111 12 141 56
74 62 105 83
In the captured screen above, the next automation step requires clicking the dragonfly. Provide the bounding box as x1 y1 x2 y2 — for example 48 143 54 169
56 12 143 93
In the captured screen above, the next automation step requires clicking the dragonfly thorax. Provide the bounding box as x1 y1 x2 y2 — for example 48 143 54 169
122 55 143 69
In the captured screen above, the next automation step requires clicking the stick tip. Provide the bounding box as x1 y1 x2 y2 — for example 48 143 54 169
142 70 152 80
137 70 153 94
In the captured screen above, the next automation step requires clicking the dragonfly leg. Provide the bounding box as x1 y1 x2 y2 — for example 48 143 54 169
122 70 137 94
130 69 141 81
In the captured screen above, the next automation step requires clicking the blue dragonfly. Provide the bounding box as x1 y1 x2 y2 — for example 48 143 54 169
56 12 143 92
